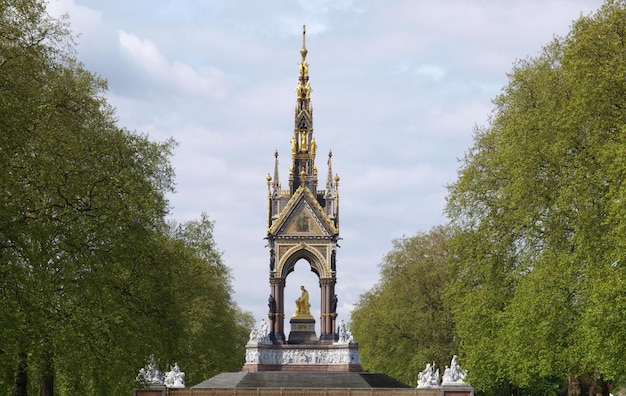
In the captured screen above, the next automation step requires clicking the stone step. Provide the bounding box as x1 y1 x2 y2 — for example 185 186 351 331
194 372 410 389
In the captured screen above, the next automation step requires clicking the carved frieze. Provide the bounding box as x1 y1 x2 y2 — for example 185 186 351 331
245 346 360 366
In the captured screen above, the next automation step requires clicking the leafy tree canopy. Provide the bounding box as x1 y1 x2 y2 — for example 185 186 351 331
0 1 251 395
351 226 457 387
446 1 626 394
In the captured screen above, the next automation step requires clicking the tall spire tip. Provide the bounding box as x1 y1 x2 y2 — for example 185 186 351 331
301 25 307 59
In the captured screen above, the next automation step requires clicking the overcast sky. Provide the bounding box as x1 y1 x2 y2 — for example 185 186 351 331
48 0 605 330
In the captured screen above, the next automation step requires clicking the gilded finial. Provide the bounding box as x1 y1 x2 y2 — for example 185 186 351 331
301 25 307 60
299 25 309 77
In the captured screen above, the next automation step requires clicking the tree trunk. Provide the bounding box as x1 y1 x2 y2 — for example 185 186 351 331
568 370 581 396
13 352 28 396
39 374 53 396
588 373 609 396
39 352 53 396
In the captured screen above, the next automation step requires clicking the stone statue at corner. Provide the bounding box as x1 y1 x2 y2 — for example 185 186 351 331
417 362 440 388
136 355 164 386
248 319 272 344
442 355 467 385
164 363 185 388
336 319 354 344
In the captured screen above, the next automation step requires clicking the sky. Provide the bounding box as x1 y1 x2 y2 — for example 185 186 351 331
48 0 605 330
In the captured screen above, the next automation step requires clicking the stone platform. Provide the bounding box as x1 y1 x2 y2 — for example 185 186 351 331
193 372 410 389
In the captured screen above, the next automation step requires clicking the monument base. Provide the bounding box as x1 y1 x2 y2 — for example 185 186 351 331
287 317 317 344
243 343 362 372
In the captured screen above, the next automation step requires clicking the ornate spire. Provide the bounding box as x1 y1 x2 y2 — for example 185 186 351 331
295 24 312 118
290 25 316 194
325 150 339 220
326 150 334 191
271 150 281 196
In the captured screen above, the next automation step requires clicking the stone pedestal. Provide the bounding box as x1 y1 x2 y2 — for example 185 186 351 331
242 343 362 372
440 385 474 396
288 317 317 344
133 385 166 396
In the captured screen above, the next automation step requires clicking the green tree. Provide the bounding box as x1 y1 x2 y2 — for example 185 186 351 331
164 214 254 386
445 1 626 394
351 226 457 386
0 1 252 394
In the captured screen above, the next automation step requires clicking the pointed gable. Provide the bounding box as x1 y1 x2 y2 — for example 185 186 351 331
284 203 325 235
269 185 337 237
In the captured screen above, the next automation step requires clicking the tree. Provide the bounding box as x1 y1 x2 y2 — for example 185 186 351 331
0 1 252 394
163 214 254 386
445 1 626 394
350 226 457 386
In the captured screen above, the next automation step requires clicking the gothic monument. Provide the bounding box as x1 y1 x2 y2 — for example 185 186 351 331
192 26 409 389
242 25 360 372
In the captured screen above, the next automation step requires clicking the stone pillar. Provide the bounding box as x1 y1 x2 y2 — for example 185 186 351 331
319 280 326 337
269 277 286 343
319 277 336 342
326 281 331 334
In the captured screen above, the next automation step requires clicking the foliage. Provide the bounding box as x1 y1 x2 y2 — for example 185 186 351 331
0 1 251 394
351 226 457 386
164 215 255 386
445 0 626 393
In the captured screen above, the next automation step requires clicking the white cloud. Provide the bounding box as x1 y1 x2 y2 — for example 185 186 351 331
414 64 446 81
118 30 229 98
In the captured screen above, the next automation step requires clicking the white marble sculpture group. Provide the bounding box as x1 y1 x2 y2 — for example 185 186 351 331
417 362 440 388
136 355 185 389
335 319 354 344
163 363 185 388
248 318 272 344
136 355 163 385
417 355 467 389
247 318 355 346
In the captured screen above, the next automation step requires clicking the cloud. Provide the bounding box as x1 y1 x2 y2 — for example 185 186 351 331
414 64 446 81
118 30 229 98
46 0 102 31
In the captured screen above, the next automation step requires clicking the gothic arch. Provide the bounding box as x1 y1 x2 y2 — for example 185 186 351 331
277 243 327 279
266 242 337 344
